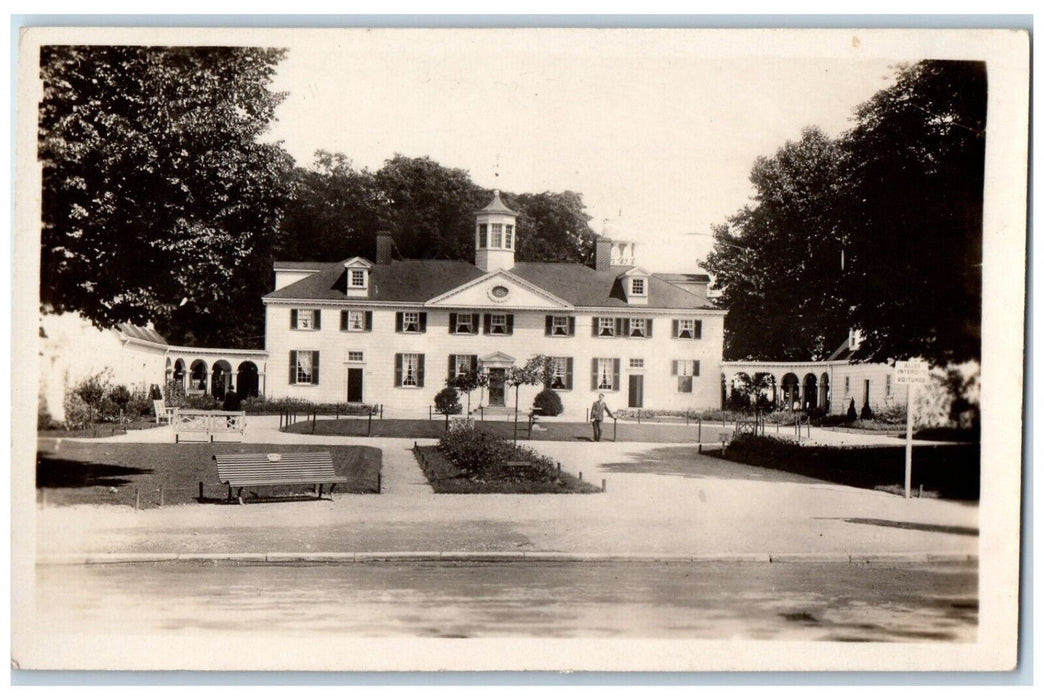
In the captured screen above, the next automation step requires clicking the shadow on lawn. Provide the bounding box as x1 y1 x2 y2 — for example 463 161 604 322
36 454 152 489
595 446 824 483
820 517 979 537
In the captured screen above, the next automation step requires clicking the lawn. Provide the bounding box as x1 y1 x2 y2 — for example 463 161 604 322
284 417 711 443
36 440 382 508
38 420 166 439
707 435 980 500
414 445 601 494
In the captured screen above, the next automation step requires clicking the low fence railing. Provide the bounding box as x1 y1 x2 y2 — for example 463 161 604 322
173 410 246 443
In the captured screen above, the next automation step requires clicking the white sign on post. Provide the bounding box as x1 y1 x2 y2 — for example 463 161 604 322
895 360 930 385
895 360 931 498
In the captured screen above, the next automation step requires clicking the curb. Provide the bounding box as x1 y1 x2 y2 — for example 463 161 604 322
36 551 978 566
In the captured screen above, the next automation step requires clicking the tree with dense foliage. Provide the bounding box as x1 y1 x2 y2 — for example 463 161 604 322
39 46 293 347
374 155 488 260
276 151 385 262
704 61 985 366
704 128 851 361
512 191 597 265
842 60 985 365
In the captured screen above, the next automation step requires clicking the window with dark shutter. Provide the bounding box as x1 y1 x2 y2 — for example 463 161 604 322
545 315 553 336
449 313 457 332
340 311 348 331
289 351 297 384
419 313 427 333
312 351 320 384
394 354 403 387
395 312 403 332
290 309 298 329
365 311 373 331
417 354 425 387
313 310 321 330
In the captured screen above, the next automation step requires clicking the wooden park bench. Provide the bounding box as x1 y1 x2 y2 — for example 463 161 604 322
213 451 347 504
153 400 175 425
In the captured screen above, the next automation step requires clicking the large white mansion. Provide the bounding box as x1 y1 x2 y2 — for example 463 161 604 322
41 192 925 423
261 192 726 415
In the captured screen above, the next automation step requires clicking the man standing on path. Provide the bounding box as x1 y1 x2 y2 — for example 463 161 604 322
590 393 614 442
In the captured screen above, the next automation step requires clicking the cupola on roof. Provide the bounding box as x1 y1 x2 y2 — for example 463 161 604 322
479 189 518 215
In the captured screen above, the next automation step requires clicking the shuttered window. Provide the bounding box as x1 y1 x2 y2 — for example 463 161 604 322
395 353 425 388
591 358 620 391
289 350 320 385
291 309 321 330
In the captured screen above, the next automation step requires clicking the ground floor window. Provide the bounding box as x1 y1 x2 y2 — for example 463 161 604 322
673 359 700 392
395 353 425 388
347 351 364 363
592 358 619 391
547 356 573 390
290 350 319 385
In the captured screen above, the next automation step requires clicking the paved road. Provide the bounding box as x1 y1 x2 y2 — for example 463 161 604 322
33 560 977 642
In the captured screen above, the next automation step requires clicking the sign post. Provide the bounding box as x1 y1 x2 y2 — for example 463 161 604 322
895 360 930 498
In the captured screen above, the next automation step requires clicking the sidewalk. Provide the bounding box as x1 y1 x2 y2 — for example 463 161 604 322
37 415 979 563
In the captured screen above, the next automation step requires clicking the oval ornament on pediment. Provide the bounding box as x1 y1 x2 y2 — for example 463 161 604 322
487 284 511 302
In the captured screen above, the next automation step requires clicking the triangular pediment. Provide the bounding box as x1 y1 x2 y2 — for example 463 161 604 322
618 266 650 278
343 257 373 269
426 270 573 310
480 351 516 367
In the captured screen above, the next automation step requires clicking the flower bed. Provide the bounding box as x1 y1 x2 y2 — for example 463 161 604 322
417 425 599 494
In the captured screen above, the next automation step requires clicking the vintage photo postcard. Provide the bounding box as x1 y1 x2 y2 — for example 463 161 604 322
11 26 1028 672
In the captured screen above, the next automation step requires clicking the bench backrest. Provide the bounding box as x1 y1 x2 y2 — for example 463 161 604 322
153 400 170 416
215 452 336 483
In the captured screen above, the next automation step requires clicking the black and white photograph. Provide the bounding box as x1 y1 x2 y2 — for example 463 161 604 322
10 25 1028 672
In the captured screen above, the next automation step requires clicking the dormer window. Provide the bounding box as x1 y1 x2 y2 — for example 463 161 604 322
350 269 366 288
631 278 646 296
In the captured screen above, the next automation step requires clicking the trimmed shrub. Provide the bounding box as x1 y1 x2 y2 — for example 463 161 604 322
846 399 858 421
434 386 462 415
239 396 375 415
860 402 874 420
125 387 153 418
532 389 563 416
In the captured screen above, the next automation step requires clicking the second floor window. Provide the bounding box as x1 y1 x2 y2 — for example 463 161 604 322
484 313 513 335
674 319 702 339
598 317 616 337
629 318 647 338
546 315 574 336
291 309 320 330
396 311 427 333
451 312 477 334
341 310 371 332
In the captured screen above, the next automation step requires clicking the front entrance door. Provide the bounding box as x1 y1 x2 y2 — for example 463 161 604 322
347 367 364 403
628 375 644 408
488 368 506 407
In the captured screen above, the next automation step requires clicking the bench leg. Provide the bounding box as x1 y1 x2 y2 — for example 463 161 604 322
317 484 324 500
329 483 338 495
236 487 244 505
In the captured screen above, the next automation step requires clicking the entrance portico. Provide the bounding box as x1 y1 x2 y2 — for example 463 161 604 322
480 351 515 408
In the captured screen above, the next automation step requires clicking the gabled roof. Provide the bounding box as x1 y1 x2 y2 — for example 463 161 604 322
265 258 719 310
616 266 651 278
115 323 168 346
343 257 373 269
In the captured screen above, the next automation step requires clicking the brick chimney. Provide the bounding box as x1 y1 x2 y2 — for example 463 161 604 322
594 236 613 272
376 231 393 265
